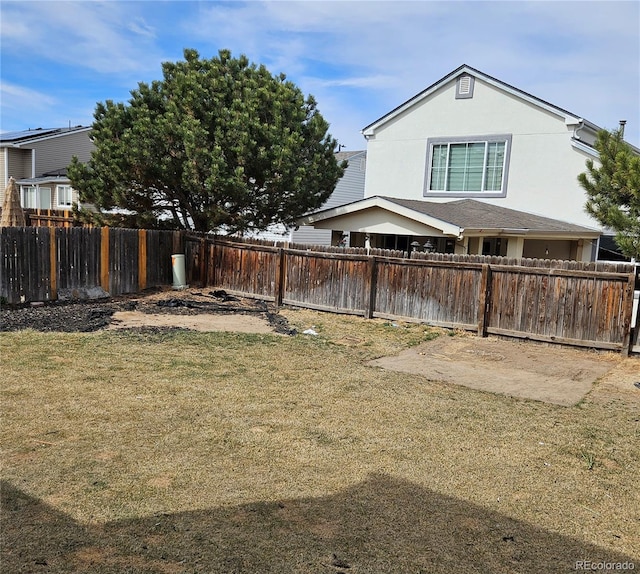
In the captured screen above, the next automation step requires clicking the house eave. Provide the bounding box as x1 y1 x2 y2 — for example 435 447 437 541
299 196 463 238
463 228 601 239
1 126 92 148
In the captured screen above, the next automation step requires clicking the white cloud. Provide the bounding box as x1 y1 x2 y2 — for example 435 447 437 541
1 1 162 77
1 0 637 147
0 82 57 113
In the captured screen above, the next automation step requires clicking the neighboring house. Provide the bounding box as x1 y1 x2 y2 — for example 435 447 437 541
298 65 639 261
245 150 366 245
0 126 93 209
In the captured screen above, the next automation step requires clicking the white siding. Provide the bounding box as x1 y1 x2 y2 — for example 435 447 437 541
290 226 332 246
364 77 600 229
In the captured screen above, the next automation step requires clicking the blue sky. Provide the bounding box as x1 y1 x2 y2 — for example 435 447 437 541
1 0 639 149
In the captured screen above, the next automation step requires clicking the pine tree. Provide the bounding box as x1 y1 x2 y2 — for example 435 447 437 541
578 128 640 260
69 49 345 233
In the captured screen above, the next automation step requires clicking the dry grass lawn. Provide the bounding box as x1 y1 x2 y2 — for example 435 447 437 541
1 308 639 573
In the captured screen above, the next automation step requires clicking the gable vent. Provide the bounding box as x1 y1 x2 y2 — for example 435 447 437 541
456 74 475 99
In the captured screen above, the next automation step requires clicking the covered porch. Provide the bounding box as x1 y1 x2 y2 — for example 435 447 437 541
299 196 600 261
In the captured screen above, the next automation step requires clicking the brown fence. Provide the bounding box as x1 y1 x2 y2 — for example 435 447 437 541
1 228 636 354
0 227 183 303
0 208 87 228
186 236 637 354
23 208 77 228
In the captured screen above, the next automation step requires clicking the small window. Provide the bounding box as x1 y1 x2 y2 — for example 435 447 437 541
57 185 73 208
425 135 511 196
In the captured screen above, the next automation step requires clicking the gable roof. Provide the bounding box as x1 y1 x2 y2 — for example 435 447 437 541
299 196 600 238
362 65 600 137
0 126 91 146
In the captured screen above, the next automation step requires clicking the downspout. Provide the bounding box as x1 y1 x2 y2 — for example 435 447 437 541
31 149 36 178
573 118 585 141
3 147 7 188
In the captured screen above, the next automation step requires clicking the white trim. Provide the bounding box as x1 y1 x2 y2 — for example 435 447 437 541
31 149 35 178
362 65 599 137
571 139 599 158
56 184 73 208
2 147 7 187
299 196 463 238
21 184 53 209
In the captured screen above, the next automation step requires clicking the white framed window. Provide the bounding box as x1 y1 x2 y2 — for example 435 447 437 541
57 185 73 208
21 186 52 209
425 134 512 197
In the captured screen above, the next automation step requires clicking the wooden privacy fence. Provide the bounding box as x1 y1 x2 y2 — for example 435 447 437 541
1 226 184 303
186 236 637 354
1 228 636 354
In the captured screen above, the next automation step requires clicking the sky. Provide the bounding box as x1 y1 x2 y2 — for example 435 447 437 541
1 0 639 150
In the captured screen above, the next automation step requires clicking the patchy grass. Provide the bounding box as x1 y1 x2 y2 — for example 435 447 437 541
1 308 639 573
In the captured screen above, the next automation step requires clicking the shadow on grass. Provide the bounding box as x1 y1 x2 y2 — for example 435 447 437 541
2 474 636 573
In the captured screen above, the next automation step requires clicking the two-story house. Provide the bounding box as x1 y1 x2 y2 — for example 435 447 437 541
0 126 93 210
298 65 638 261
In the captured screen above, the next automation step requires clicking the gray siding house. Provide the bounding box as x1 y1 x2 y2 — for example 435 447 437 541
0 126 93 208
247 150 367 245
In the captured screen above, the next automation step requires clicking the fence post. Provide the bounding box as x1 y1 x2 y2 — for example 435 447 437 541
364 256 378 319
199 236 208 287
477 263 492 337
49 227 57 300
275 247 286 306
621 271 636 356
138 229 147 291
100 227 110 293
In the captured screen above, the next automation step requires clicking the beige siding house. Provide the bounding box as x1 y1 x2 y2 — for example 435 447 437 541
299 65 639 261
0 126 93 208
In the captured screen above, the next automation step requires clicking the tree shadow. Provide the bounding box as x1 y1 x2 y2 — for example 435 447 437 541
2 475 636 573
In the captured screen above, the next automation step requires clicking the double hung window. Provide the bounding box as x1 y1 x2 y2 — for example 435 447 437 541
426 135 511 196
57 185 73 208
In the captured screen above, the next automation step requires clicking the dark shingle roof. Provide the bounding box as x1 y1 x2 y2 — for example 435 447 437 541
335 150 365 162
381 197 598 233
0 126 89 145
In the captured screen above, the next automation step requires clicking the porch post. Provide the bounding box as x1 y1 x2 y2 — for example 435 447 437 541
506 237 524 259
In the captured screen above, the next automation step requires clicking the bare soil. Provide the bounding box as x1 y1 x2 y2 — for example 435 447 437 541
0 288 295 335
370 333 623 406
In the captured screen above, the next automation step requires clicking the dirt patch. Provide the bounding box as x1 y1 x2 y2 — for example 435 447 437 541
107 310 275 333
369 334 622 406
0 288 295 335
